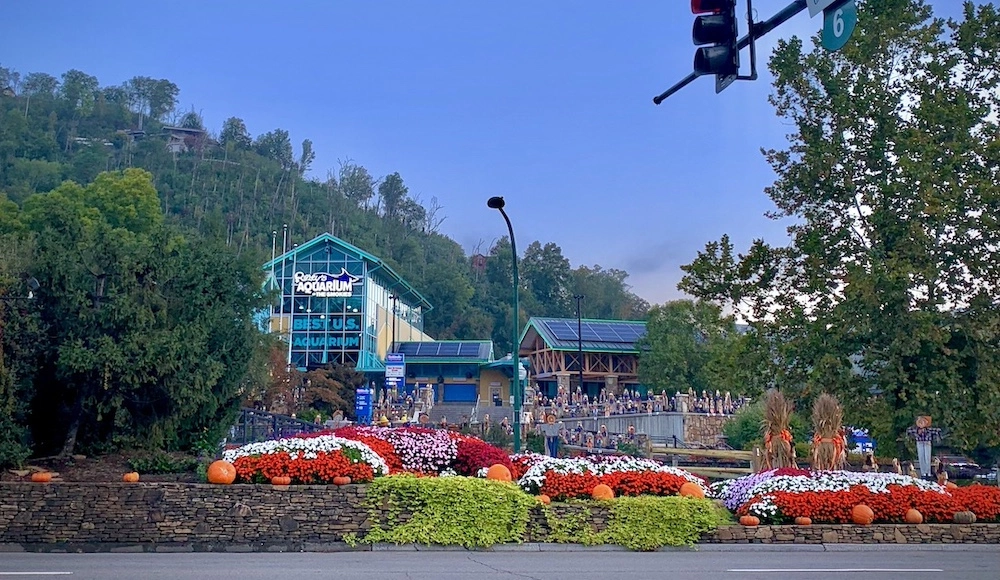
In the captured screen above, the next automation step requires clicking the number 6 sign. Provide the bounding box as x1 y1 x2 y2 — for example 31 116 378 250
823 0 858 52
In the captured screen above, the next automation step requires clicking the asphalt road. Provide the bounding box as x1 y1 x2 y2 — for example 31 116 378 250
1 546 998 580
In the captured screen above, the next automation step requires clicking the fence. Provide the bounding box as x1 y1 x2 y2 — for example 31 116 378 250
228 408 323 446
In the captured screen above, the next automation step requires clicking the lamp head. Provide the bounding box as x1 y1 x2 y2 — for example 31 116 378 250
487 196 505 210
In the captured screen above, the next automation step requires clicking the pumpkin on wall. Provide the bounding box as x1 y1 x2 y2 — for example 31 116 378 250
122 472 140 483
851 504 875 525
739 515 760 526
591 484 615 500
30 472 52 483
206 460 237 485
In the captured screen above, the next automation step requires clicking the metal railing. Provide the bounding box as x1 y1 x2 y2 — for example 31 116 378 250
228 408 324 446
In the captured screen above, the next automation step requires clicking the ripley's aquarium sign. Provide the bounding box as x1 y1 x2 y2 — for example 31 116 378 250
294 269 361 297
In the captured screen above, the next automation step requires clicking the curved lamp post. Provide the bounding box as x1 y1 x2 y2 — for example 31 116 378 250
487 196 521 453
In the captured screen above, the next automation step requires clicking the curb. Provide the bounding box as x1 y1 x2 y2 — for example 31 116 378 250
4 542 999 553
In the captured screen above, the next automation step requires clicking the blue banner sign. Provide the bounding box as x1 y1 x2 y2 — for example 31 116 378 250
355 387 373 424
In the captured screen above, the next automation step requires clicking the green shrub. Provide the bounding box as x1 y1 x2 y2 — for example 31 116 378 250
361 474 535 548
0 425 31 469
536 496 729 550
526 432 545 454
723 401 809 451
128 451 198 474
597 496 731 550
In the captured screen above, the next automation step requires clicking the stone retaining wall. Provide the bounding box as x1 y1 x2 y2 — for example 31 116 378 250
1 482 997 551
702 524 1000 544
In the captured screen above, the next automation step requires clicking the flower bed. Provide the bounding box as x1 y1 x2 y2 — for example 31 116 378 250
511 453 708 500
221 435 388 484
713 469 1000 524
334 426 458 474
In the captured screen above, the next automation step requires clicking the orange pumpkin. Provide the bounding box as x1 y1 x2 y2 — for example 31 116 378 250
851 504 875 525
537 494 551 505
904 509 923 524
485 464 512 482
271 476 292 486
31 472 52 483
333 476 352 486
739 515 760 526
206 460 237 484
591 484 615 500
122 472 140 483
678 481 705 498
793 516 812 526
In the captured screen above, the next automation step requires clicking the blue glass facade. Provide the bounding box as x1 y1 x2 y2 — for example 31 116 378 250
264 233 432 372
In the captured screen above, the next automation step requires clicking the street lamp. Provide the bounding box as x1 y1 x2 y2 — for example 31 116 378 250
574 294 585 397
487 195 521 453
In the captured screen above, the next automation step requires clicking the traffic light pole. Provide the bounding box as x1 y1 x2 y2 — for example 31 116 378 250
653 0 808 104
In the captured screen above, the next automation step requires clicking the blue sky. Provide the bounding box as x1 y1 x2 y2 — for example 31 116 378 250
0 0 976 306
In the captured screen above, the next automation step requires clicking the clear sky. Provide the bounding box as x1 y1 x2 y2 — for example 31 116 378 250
0 0 977 306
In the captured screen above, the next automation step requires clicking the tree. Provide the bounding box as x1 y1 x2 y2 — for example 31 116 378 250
338 160 375 208
570 265 650 320
300 364 366 419
254 129 293 169
298 139 315 176
59 69 99 115
521 241 572 318
679 0 1000 455
377 172 408 220
123 76 178 125
636 300 738 395
179 110 204 130
19 169 268 456
0 66 20 93
219 117 252 150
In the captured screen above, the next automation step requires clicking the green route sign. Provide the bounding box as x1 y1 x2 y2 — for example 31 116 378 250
822 0 857 52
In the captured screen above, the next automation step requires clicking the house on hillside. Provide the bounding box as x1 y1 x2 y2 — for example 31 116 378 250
163 126 208 154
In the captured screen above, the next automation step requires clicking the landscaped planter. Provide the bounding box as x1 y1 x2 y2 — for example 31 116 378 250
1 482 998 552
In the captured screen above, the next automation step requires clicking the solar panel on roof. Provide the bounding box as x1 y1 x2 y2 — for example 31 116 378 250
458 343 481 357
415 343 438 356
396 343 420 355
546 320 580 341
438 343 461 356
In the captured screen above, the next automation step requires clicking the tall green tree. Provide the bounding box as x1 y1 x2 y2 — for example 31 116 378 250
19 169 269 456
636 300 738 395
521 241 572 318
679 0 1000 455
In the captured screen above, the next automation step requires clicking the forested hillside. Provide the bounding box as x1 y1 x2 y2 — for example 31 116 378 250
0 66 649 353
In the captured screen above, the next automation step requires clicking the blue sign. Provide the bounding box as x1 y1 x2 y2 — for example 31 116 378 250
355 387 373 425
822 0 857 52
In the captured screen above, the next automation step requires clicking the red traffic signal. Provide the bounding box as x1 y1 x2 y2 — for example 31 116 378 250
691 0 731 14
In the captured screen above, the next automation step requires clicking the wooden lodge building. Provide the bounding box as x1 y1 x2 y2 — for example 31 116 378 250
519 317 646 400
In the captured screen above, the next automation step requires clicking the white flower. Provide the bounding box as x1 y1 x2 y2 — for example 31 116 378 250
222 435 389 476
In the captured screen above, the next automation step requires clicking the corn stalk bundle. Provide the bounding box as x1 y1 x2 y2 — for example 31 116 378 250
810 393 846 471
761 389 796 470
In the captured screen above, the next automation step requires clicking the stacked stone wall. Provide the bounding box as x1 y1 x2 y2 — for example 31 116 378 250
683 414 730 447
1 483 997 551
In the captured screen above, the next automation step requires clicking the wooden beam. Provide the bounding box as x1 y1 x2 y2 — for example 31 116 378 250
650 447 755 461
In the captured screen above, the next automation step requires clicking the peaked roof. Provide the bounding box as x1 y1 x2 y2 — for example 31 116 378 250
262 232 432 311
521 317 647 353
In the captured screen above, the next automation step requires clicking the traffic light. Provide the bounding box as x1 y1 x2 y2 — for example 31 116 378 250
691 0 739 81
